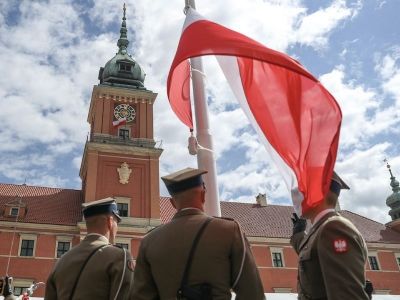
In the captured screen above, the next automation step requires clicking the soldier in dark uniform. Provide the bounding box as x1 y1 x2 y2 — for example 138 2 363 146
45 197 134 300
290 172 370 300
131 168 265 300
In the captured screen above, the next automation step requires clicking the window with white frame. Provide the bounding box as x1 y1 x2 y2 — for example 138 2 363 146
12 279 33 296
117 203 129 217
115 197 130 218
10 207 19 217
368 251 380 271
19 234 37 257
395 253 400 270
270 247 285 268
56 241 71 258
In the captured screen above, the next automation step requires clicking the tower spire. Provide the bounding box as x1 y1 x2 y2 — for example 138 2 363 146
385 159 400 221
117 3 129 54
385 159 399 192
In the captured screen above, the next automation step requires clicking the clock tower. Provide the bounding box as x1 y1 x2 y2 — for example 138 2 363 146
80 5 162 223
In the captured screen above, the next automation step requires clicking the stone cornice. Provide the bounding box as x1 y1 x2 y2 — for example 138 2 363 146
366 242 400 249
0 221 79 233
87 141 162 157
88 85 158 123
247 237 291 244
77 217 161 235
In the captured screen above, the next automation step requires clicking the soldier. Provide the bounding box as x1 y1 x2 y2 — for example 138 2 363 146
290 171 370 300
45 197 134 300
131 168 265 300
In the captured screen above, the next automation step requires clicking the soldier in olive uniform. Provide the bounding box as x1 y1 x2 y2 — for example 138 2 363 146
131 168 265 300
45 198 134 300
290 172 369 300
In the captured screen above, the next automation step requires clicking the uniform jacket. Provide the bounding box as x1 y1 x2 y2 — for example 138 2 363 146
290 211 369 300
131 208 265 300
45 234 134 300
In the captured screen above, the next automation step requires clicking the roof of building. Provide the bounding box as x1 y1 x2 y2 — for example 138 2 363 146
1 183 400 243
0 183 83 226
159 198 400 244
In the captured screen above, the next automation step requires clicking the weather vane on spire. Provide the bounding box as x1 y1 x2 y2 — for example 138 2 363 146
384 158 394 178
123 3 126 20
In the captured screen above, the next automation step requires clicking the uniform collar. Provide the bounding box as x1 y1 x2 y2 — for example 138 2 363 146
85 233 109 244
312 209 335 227
173 208 205 219
299 210 338 251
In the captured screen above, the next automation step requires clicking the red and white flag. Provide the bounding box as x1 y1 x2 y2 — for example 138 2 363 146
167 8 342 216
113 118 127 127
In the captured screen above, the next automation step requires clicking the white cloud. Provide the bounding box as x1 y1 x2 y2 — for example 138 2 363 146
375 48 400 107
336 143 398 223
296 0 361 50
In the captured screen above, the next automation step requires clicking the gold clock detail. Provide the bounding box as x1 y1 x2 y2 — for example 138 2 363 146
114 104 136 122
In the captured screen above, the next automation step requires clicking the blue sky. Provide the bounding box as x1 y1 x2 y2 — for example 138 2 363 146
0 0 399 223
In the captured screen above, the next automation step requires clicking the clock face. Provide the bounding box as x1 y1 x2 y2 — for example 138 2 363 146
114 104 136 122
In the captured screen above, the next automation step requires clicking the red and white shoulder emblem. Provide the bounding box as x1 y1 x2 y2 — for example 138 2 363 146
333 239 348 253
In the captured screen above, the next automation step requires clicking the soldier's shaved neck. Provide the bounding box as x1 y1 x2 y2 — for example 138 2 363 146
170 186 205 211
85 214 113 241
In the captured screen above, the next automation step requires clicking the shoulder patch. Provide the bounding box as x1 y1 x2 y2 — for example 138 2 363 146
145 224 163 235
333 238 348 253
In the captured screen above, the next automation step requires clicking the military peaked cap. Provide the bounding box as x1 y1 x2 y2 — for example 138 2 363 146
330 171 350 196
161 167 207 195
82 197 122 222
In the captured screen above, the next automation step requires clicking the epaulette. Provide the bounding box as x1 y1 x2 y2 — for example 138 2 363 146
145 224 163 235
213 216 235 221
113 244 126 250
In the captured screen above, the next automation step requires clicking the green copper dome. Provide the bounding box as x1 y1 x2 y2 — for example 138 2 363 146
98 4 146 89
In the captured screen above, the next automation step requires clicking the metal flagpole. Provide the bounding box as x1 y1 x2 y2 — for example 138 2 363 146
184 0 221 216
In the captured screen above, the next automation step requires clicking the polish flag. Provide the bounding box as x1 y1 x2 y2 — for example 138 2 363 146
167 8 342 216
113 118 127 127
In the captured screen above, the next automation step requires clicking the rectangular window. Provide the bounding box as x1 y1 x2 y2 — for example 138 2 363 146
397 257 400 269
119 63 132 72
116 243 129 250
117 203 129 217
119 128 130 140
369 256 380 270
20 240 34 257
57 241 71 258
10 207 19 216
272 252 284 267
14 287 28 296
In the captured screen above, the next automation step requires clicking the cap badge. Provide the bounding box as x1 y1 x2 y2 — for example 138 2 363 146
333 238 348 253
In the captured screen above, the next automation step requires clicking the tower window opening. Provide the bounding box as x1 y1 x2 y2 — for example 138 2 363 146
119 63 132 72
117 203 129 217
119 128 130 140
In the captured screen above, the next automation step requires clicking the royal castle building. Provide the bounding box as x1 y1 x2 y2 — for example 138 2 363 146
1 9 400 298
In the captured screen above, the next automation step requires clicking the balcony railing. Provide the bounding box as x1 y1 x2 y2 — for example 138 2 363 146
90 133 157 149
